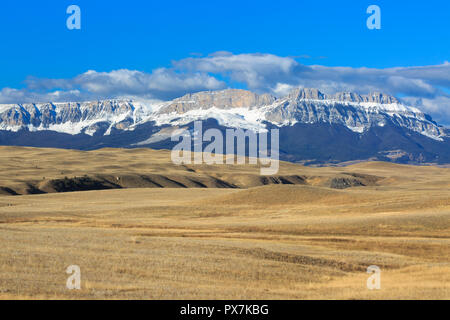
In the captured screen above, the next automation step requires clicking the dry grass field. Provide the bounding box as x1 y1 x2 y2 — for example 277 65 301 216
0 146 449 300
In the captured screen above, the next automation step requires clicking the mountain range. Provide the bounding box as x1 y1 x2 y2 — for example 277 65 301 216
0 88 449 165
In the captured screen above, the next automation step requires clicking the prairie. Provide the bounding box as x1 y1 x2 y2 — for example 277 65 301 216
0 146 448 299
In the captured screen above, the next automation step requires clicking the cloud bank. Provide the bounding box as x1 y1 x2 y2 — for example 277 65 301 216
1 52 449 125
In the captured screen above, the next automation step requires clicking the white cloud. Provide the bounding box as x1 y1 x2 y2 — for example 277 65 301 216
17 68 226 102
1 52 449 125
403 95 450 126
175 53 449 97
174 53 302 90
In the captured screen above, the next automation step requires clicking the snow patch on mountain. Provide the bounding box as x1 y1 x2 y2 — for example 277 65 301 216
0 88 447 142
153 106 269 133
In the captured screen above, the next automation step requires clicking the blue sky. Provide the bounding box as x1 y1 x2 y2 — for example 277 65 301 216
0 0 449 124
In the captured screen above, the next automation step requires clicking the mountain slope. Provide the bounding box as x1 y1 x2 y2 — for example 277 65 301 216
0 88 449 165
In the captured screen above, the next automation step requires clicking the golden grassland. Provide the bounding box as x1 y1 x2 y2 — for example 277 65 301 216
0 146 449 300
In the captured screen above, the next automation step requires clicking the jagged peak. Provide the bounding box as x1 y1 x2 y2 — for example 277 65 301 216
0 88 401 110
287 88 326 101
174 88 276 102
0 87 445 141
158 88 276 114
283 87 399 105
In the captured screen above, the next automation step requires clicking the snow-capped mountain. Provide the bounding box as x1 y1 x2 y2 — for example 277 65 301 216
0 88 449 165
0 88 446 140
0 100 150 136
